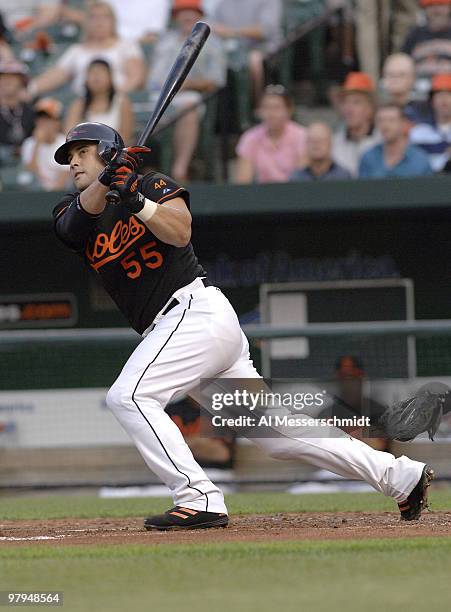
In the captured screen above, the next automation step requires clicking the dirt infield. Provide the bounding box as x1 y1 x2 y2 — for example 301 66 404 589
1 512 451 547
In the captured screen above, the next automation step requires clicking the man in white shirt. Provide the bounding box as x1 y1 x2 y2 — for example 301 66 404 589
106 0 170 42
333 72 380 176
211 0 282 103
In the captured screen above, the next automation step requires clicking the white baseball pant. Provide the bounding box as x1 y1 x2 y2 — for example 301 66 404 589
106 277 425 514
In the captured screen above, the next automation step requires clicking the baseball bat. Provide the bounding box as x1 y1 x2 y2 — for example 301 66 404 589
106 21 211 204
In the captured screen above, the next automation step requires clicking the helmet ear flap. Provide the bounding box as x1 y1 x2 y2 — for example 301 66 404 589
97 141 119 163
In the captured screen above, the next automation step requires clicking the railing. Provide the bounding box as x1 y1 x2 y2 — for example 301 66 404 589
2 319 451 345
2 319 451 489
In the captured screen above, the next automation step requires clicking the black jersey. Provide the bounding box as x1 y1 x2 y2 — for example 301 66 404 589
53 172 206 334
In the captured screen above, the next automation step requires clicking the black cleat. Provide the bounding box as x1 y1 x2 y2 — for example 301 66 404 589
398 465 435 521
144 506 229 531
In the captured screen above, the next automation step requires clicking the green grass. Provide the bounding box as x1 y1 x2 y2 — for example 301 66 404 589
1 489 451 520
1 539 450 612
1 491 450 612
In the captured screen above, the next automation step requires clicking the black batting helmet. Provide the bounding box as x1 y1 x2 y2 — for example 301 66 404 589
54 122 124 165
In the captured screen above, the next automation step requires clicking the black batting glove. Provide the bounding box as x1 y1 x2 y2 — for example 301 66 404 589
98 146 151 186
109 170 145 214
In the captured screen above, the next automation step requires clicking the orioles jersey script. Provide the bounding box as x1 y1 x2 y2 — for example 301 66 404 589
53 172 206 334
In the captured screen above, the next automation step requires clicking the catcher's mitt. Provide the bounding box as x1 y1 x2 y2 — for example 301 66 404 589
379 389 446 442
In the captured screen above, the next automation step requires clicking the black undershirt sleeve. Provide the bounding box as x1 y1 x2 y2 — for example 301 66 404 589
52 193 100 253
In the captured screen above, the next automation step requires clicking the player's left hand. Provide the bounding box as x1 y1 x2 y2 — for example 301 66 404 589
98 146 152 187
109 169 146 214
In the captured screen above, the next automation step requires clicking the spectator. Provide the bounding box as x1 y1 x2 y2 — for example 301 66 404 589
21 97 69 190
148 0 226 182
332 355 390 451
381 53 431 123
402 0 451 89
11 0 166 45
290 122 351 181
235 84 307 184
12 1 167 47
359 103 432 178
0 61 35 163
64 59 134 144
0 12 14 63
381 53 415 108
28 1 146 98
10 1 91 39
333 72 380 176
354 1 417 83
166 396 235 469
203 0 222 19
106 0 170 43
410 73 451 171
391 1 419 52
211 0 282 103
0 0 60 32
354 1 386 82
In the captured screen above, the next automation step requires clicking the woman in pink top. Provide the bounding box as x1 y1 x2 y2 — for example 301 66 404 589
235 85 307 183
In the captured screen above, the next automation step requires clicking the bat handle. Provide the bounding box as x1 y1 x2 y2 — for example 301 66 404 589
105 189 121 205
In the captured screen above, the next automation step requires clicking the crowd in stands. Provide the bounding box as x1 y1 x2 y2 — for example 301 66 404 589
0 0 450 191
148 0 226 181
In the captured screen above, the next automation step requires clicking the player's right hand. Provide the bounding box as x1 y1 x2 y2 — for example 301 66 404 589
109 170 145 214
98 146 151 186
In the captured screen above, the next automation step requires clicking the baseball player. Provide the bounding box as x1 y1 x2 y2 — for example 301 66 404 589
53 122 433 531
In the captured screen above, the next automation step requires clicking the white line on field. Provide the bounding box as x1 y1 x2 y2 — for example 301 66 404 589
0 535 66 541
